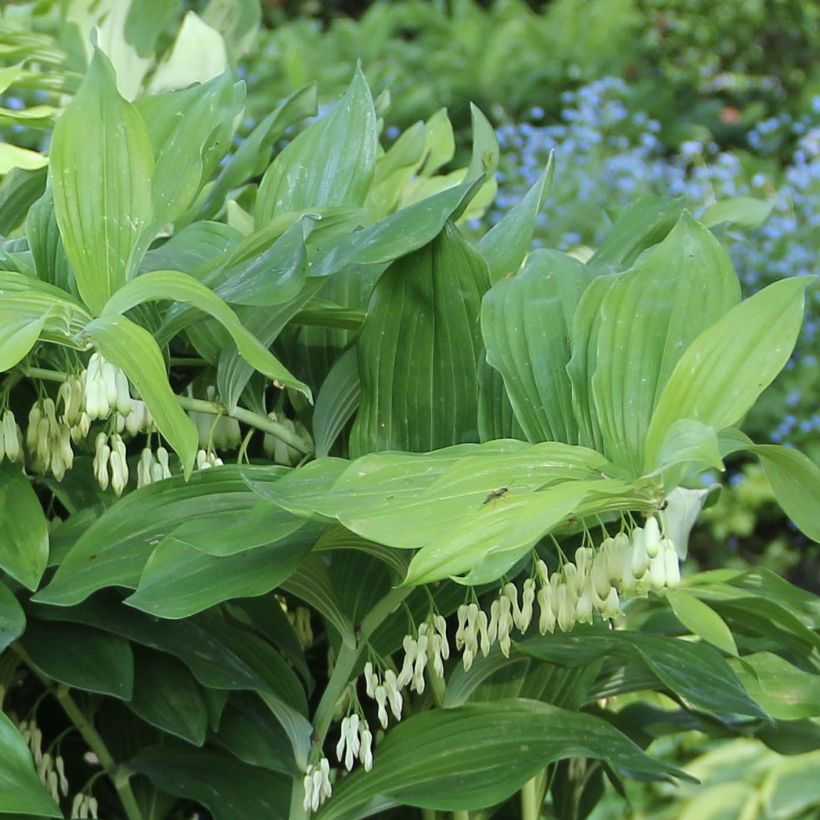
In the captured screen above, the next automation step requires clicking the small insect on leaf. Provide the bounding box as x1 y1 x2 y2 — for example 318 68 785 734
483 487 509 504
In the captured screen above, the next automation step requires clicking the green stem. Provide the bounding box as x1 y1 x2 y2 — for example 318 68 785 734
311 586 413 746
421 810 437 820
453 812 470 820
175 396 313 455
521 776 540 820
15 649 143 820
17 365 313 456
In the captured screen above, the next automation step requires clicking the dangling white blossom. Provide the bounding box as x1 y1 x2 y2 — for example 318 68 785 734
302 758 332 813
109 433 129 496
336 714 361 771
0 409 23 465
195 448 223 470
93 432 111 491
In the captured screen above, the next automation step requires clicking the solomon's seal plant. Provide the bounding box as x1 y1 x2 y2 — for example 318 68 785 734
0 2 818 819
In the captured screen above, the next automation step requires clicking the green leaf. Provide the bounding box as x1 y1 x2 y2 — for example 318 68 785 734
255 65 377 226
26 184 72 292
477 352 525 441
481 249 594 444
124 524 318 619
350 221 491 455
85 313 199 475
0 711 61 817
20 619 133 699
0 462 49 591
731 652 820 720
31 596 311 760
590 196 685 269
279 554 357 649
0 313 48 372
519 629 767 719
127 744 290 820
148 11 227 93
308 179 483 279
313 347 360 458
478 155 553 280
34 465 284 607
126 647 208 746
101 269 311 399
591 213 740 474
136 72 241 232
652 418 724 478
645 276 815 468
701 197 773 230
666 589 738 656
0 579 24 653
194 83 318 222
317 699 687 818
49 49 154 314
465 103 500 182
749 445 820 543
214 693 297 776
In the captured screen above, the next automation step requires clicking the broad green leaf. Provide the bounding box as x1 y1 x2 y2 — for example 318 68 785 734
701 196 773 230
50 49 154 314
280 554 357 648
34 466 284 607
478 155 554 280
26 184 72 292
421 108 455 176
0 143 48 174
255 65 377 227
731 652 820 720
313 346 360 458
566 275 616 451
201 0 261 55
20 619 133 699
0 165 47 235
308 441 609 548
215 693 296 776
749 445 820 543
124 524 318 619
216 278 324 411
350 221 491 455
29 596 311 760
366 121 427 218
666 589 738 656
592 213 740 474
148 11 228 93
0 462 49 590
519 629 766 719
652 418 724 478
194 83 318 222
308 179 483 279
128 744 290 820
0 313 48 372
126 647 209 745
142 220 241 278
136 72 241 232
645 276 815 468
101 269 311 399
477 352 526 441
0 579 24 653
465 103 500 182
317 699 686 817
590 196 685 269
761 750 820 818
0 711 61 817
166 500 305 557
214 218 310 306
86 314 199 475
481 249 594 444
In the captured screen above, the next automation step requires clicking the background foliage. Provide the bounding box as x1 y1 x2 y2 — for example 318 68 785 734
0 1 818 819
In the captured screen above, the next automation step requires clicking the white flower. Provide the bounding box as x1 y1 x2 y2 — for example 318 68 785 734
359 722 373 771
302 758 332 813
644 516 661 558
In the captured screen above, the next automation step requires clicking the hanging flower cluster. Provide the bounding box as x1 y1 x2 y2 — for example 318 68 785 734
17 719 70 805
136 446 173 488
335 713 373 772
302 757 332 813
187 385 241 451
454 515 681 669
